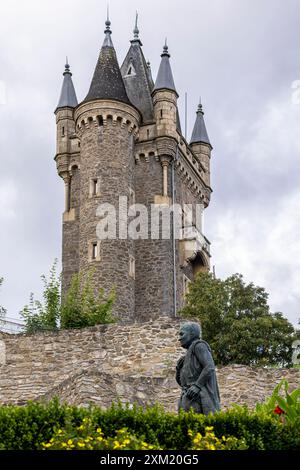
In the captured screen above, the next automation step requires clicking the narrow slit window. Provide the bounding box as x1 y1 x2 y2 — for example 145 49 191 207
92 243 98 260
90 178 100 197
93 179 98 196
62 126 65 137
129 256 135 279
160 109 163 118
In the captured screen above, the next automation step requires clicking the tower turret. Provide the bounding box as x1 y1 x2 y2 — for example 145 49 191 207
190 101 212 187
152 41 179 139
55 60 78 168
55 60 80 294
73 17 140 320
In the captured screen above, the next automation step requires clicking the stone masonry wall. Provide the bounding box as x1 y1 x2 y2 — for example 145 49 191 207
0 317 299 411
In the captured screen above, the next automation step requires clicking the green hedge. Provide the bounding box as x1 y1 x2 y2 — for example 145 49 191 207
0 399 299 450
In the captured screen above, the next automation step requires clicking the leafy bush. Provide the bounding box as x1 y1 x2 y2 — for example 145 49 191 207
60 271 115 329
20 263 115 333
0 398 299 450
20 261 60 333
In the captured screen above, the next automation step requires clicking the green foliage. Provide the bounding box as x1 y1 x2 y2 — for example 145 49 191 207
20 261 61 333
0 395 299 450
41 417 158 450
180 272 296 366
60 270 115 329
255 379 300 424
20 263 115 334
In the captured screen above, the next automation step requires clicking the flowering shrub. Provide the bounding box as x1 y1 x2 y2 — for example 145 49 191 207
0 395 300 451
255 379 300 424
188 426 248 450
41 418 158 450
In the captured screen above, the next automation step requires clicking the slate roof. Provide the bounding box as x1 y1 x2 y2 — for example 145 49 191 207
83 19 131 105
121 20 154 123
190 103 211 146
153 43 177 94
56 62 78 111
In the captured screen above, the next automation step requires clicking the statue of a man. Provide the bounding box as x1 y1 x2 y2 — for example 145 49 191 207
176 322 220 415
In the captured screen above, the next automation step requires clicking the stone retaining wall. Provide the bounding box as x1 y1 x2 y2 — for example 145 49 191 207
0 318 299 410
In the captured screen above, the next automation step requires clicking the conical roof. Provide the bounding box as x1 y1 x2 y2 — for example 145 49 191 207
190 102 211 146
153 42 177 95
55 61 78 111
121 15 154 123
84 19 131 105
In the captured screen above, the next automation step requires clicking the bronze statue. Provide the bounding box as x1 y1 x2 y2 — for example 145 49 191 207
176 322 220 414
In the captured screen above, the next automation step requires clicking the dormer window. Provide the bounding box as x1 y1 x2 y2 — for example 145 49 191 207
125 62 136 77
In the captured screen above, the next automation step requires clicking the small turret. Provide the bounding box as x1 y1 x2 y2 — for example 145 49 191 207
152 41 179 138
56 60 78 111
190 101 212 187
55 60 78 188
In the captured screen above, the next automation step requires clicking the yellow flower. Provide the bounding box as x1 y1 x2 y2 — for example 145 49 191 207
96 428 102 434
205 426 214 432
78 442 85 448
113 441 121 449
67 439 73 445
61 443 67 448
97 436 103 442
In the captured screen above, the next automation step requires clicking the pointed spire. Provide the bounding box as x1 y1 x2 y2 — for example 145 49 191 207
153 41 177 95
190 100 211 146
120 24 153 122
84 17 131 105
131 11 142 46
55 59 78 112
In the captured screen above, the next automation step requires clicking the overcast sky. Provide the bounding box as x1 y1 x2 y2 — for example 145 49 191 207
0 0 299 326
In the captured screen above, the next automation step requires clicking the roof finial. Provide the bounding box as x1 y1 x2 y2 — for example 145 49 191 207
64 57 71 75
197 97 204 114
161 38 170 57
103 6 113 47
133 11 139 39
105 4 111 33
161 38 171 57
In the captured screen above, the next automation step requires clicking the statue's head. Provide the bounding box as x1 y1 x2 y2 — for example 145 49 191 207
178 322 201 349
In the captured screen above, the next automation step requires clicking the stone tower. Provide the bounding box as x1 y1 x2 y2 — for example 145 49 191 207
55 16 212 321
